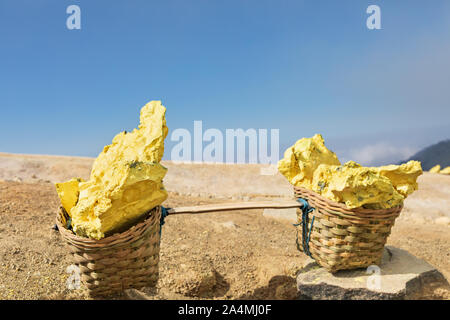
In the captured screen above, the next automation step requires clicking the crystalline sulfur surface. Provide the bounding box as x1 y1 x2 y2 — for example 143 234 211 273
311 161 422 209
55 101 169 239
278 135 423 209
55 178 84 214
277 134 341 189
375 161 422 198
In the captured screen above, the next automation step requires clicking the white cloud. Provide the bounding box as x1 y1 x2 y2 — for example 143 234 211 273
341 142 418 166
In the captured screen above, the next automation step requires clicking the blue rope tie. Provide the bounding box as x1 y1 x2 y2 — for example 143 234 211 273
159 206 169 237
293 198 315 257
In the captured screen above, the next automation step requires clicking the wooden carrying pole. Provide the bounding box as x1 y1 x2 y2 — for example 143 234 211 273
166 200 303 215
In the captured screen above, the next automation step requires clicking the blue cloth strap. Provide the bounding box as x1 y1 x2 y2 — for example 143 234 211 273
293 198 315 257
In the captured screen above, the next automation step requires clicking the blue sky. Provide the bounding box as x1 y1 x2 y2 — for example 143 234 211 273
0 0 449 165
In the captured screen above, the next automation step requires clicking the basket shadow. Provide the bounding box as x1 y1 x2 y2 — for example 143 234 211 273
122 269 230 300
210 270 231 298
237 275 298 300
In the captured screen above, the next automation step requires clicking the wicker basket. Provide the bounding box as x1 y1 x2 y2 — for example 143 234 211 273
293 187 402 272
56 206 162 297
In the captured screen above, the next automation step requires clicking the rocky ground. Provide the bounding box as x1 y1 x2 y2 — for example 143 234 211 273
0 153 449 300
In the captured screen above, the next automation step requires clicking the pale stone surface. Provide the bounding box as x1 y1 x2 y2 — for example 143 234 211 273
297 246 448 300
263 208 297 222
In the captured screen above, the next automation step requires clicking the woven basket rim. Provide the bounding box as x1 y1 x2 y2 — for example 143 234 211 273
56 205 161 246
293 186 403 215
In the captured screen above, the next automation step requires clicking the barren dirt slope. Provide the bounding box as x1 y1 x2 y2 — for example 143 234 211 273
0 153 449 300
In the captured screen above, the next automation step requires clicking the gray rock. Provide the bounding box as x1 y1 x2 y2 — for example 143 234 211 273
263 208 297 223
297 246 448 300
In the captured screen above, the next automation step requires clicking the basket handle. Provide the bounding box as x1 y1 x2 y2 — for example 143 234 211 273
166 200 303 215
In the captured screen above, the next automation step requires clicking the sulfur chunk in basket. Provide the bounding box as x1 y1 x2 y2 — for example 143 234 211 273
311 161 421 209
278 135 423 209
55 101 168 239
374 161 422 198
55 178 84 215
277 134 340 189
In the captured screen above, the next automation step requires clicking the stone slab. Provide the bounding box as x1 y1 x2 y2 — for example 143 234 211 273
297 246 448 300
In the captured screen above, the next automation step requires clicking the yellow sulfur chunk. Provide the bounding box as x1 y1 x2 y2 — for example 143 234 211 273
55 101 169 239
429 165 441 173
71 161 167 239
55 178 84 215
277 134 340 189
312 161 407 209
440 166 450 175
374 161 422 197
90 100 168 180
278 135 423 209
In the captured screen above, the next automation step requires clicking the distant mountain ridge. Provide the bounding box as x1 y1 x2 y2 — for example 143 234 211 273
401 139 450 171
